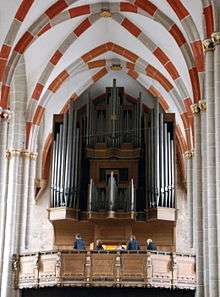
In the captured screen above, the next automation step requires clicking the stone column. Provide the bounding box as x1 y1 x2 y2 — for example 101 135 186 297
212 31 220 293
199 100 208 297
0 109 10 283
191 103 204 297
203 38 218 297
0 149 37 297
22 152 37 250
184 150 194 248
0 150 22 297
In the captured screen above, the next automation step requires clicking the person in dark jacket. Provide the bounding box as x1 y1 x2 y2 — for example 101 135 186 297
146 238 157 251
96 239 104 251
73 234 86 250
127 235 140 251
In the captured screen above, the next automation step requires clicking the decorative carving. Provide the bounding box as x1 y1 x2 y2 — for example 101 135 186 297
56 252 62 285
100 9 112 17
184 150 194 159
12 254 20 288
171 253 177 288
6 149 38 160
198 100 207 112
202 38 215 51
190 103 200 115
211 32 220 45
0 108 11 121
110 64 122 71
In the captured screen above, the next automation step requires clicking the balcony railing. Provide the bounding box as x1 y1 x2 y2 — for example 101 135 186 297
13 250 196 290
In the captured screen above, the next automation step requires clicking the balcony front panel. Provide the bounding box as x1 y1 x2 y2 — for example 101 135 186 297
15 251 196 290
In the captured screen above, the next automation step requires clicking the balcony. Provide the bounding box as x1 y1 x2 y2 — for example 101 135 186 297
14 250 196 290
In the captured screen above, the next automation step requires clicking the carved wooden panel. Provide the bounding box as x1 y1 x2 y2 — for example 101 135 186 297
38 253 57 284
91 253 116 279
121 254 146 279
150 253 173 288
62 253 86 276
175 254 196 289
19 255 37 288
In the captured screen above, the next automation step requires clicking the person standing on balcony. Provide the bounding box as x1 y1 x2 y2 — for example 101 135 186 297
146 238 157 251
96 239 104 251
73 234 86 250
127 235 140 251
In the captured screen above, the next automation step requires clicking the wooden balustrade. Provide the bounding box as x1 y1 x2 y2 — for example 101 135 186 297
14 251 196 290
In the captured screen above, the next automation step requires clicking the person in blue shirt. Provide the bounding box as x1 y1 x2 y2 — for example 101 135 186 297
73 234 86 250
127 235 140 251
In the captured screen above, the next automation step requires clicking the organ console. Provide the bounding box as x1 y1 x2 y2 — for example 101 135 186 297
49 79 177 249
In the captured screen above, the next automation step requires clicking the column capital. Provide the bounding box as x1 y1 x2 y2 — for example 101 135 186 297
0 108 11 121
6 149 38 160
198 100 207 112
184 150 194 159
190 103 200 115
202 38 215 52
211 32 220 45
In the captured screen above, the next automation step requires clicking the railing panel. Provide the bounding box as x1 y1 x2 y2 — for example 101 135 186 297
18 254 39 289
15 251 196 290
175 254 196 289
38 252 58 287
150 252 173 288
120 253 147 283
91 252 117 283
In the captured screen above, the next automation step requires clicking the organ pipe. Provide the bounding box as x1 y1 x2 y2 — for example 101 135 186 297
164 123 169 207
51 139 56 207
154 101 160 207
150 110 155 207
160 113 165 207
60 114 68 205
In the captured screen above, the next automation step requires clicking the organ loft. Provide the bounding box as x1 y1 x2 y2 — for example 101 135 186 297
49 79 176 249
14 79 196 297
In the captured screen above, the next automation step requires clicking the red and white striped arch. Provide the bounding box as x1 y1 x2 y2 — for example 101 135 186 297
0 0 214 157
1 1 203 107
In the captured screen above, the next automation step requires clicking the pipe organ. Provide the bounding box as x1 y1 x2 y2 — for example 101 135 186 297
51 79 176 222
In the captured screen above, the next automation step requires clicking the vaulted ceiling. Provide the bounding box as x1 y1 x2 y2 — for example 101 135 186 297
0 0 215 156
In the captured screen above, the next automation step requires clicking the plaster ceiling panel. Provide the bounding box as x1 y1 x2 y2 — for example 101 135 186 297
105 18 176 83
181 0 204 39
24 18 81 101
123 12 193 99
148 0 187 34
14 0 56 44
0 0 21 46
43 17 110 90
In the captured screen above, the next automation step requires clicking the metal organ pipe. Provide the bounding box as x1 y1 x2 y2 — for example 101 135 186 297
164 123 168 207
150 110 155 207
64 105 74 207
51 139 57 207
74 128 80 209
154 101 160 207
60 114 68 205
131 179 135 212
160 113 165 207
171 139 175 207
167 131 172 207
69 109 77 208
56 127 62 206
88 179 93 211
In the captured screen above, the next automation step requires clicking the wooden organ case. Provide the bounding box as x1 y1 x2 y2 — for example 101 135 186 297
49 80 177 250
